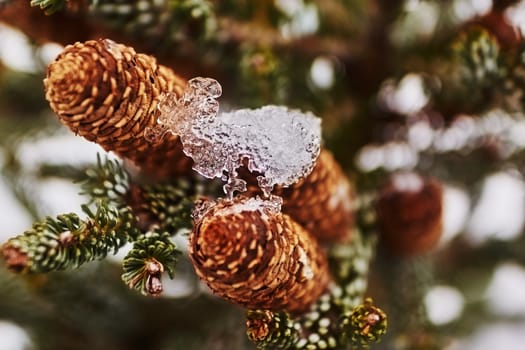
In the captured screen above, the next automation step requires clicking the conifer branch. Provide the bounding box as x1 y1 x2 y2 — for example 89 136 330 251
246 230 383 349
80 154 130 206
247 291 387 350
90 0 217 41
453 27 502 88
1 201 140 273
124 181 196 234
30 0 66 14
121 231 180 296
328 229 376 311
81 154 196 234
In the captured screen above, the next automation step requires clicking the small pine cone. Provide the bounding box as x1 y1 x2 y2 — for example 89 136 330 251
44 38 193 178
376 172 443 256
190 196 331 314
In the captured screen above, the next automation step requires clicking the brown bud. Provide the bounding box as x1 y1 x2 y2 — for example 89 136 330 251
190 196 331 314
1 245 29 273
376 172 443 256
44 39 193 178
145 258 164 296
246 310 272 341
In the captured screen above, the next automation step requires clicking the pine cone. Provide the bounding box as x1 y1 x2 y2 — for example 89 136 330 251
190 196 331 314
278 149 354 243
376 172 443 256
244 149 355 243
44 38 193 178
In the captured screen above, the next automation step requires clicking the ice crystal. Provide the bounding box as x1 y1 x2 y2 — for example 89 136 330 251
191 196 282 223
153 77 322 198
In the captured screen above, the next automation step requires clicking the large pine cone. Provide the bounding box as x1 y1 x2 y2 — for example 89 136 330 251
190 196 331 314
44 38 192 178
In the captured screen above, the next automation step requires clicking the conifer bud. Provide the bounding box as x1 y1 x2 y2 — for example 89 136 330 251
246 310 298 349
376 172 443 256
44 39 192 178
189 196 331 314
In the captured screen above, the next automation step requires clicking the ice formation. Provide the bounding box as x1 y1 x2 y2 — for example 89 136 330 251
191 195 283 224
152 77 322 197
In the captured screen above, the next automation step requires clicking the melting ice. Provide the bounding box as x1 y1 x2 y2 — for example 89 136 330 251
152 77 322 197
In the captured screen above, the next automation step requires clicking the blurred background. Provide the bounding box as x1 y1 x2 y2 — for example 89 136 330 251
1 0 525 349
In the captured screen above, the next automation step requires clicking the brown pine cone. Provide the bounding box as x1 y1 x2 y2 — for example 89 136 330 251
376 172 443 257
243 149 355 243
44 39 193 178
190 196 331 314
277 149 354 243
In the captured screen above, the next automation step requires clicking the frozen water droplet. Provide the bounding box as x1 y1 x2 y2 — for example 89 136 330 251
157 92 179 116
155 77 322 198
195 196 283 223
191 197 216 223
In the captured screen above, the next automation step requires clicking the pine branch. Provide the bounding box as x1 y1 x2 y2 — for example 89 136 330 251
80 154 130 206
81 154 197 234
247 292 388 350
1 201 140 273
30 0 66 14
328 228 376 311
453 27 503 88
124 180 196 234
90 0 217 43
121 231 180 296
246 230 383 349
509 45 525 111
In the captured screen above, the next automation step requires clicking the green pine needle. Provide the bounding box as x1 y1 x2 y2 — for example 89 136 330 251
121 231 180 296
125 181 196 234
80 154 130 207
1 201 140 273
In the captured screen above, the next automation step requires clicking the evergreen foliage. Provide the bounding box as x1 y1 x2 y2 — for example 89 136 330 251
1 201 139 273
1 1 525 349
122 231 180 296
30 0 66 14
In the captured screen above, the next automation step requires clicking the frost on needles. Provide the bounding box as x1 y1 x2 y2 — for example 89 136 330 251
150 77 322 198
